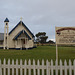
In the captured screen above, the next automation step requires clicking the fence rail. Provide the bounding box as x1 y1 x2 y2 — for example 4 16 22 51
0 59 75 75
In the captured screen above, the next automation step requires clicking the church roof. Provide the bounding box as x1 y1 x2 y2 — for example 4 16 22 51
4 18 9 22
9 21 34 37
0 33 4 41
13 30 31 40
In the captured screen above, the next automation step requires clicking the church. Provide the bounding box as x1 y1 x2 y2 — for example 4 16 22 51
0 18 35 50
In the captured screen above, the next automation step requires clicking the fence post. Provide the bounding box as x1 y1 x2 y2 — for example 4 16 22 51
69 59 72 75
51 59 53 75
74 59 75 75
42 59 44 75
64 60 67 75
8 59 10 75
37 60 40 75
46 60 49 75
4 58 6 75
20 59 22 75
55 59 58 75
24 60 27 75
16 59 18 75
0 59 2 75
60 59 62 75
12 59 14 75
33 59 36 75
28 59 31 75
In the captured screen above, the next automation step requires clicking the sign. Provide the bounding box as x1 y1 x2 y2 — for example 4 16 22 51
56 27 75 45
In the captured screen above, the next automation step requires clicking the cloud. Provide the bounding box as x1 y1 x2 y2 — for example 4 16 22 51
0 0 75 41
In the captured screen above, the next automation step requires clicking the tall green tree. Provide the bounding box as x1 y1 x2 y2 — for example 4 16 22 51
35 32 48 44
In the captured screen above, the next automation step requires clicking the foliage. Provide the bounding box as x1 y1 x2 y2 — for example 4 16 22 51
35 32 48 44
47 40 55 44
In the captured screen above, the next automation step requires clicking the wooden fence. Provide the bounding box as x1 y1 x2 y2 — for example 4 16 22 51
0 59 75 75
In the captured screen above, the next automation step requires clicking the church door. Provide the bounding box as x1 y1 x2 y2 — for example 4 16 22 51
22 39 25 48
23 39 25 44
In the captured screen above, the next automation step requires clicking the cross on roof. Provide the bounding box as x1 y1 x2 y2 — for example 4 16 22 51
20 17 23 21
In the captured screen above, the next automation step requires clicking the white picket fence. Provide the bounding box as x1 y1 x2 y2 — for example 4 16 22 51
0 59 75 75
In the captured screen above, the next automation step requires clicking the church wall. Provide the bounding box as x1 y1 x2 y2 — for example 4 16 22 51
26 40 34 48
8 36 15 48
8 23 34 48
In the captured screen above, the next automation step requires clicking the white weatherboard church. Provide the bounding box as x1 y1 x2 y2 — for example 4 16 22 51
0 18 35 50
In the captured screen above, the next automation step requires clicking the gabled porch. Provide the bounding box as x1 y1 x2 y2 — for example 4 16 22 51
13 30 31 49
15 37 29 49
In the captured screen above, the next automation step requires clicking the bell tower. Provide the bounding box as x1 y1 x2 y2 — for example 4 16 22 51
4 18 9 49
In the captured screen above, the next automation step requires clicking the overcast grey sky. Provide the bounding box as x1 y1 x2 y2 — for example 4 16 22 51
0 0 75 41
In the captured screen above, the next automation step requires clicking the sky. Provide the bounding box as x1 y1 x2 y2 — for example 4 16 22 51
0 0 75 41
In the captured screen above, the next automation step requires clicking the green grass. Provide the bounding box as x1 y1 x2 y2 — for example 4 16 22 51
0 46 75 62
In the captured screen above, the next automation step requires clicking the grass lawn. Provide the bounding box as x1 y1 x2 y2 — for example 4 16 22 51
0 46 75 63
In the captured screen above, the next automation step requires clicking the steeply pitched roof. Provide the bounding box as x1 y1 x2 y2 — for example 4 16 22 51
0 33 4 41
4 18 9 22
13 30 31 40
9 21 34 37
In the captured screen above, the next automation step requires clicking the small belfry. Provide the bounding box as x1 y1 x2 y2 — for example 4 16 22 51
4 18 9 49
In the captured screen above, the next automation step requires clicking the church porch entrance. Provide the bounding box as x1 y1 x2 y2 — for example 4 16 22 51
22 39 25 48
15 38 28 49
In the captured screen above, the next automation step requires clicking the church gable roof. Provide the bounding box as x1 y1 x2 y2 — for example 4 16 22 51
9 21 34 37
13 30 31 40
